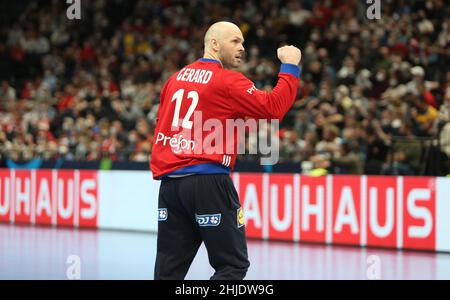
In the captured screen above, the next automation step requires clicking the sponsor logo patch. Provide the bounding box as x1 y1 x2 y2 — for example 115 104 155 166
196 214 221 227
237 207 245 228
158 208 168 221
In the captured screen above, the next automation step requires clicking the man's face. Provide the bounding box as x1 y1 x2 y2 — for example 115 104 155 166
218 29 245 69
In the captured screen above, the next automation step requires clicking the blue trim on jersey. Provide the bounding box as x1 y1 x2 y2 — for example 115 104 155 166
160 163 230 179
198 58 221 64
280 64 301 78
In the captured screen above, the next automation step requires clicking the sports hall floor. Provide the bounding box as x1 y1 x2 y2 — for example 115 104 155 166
1 224 449 280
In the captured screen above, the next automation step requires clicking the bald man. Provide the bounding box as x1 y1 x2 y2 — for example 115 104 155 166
151 21 301 280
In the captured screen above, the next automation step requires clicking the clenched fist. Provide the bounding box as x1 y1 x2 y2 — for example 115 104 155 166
277 45 302 65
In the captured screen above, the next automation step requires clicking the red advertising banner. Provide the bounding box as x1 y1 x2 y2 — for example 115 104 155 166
78 170 98 228
331 176 361 246
267 174 296 241
0 169 443 252
237 173 438 251
402 177 436 250
365 176 398 248
35 170 54 225
0 169 98 228
299 176 327 243
238 173 263 239
0 169 11 223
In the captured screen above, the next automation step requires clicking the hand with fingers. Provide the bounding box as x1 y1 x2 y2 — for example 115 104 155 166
277 45 302 65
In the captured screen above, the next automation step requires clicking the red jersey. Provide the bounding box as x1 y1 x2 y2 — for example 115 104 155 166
150 58 300 179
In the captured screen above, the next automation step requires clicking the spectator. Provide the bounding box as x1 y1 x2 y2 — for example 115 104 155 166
438 88 450 158
409 94 438 137
330 141 363 175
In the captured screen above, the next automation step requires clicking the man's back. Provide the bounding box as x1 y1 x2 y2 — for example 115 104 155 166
151 58 233 179
150 58 300 179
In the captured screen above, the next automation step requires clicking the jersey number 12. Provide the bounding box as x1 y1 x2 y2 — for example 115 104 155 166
171 89 199 129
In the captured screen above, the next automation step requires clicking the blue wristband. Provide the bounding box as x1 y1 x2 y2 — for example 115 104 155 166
280 64 301 78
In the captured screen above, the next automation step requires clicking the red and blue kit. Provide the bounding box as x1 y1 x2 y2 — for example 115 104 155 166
150 58 300 179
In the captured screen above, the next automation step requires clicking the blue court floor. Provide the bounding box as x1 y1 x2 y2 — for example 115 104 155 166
1 224 449 280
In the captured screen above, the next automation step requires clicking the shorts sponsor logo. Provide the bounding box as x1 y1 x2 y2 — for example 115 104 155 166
196 213 221 227
158 208 168 221
237 207 245 228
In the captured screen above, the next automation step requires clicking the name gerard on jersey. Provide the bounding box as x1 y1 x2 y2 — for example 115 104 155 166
176 68 213 84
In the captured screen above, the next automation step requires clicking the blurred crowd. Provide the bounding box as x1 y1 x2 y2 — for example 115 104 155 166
0 0 449 175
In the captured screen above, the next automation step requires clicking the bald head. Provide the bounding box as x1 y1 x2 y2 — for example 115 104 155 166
203 21 245 69
204 22 241 48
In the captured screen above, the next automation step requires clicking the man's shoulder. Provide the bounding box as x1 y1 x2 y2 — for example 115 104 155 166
221 68 248 83
221 68 243 76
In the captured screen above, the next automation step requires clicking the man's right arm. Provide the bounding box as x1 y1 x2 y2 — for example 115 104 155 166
224 46 302 120
224 66 300 120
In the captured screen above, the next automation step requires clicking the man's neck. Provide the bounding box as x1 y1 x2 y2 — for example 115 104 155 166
203 52 223 67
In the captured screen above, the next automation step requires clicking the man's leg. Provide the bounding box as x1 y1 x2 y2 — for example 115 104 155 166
154 178 202 280
194 174 250 280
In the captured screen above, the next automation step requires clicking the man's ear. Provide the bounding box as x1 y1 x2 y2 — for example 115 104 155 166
211 38 220 52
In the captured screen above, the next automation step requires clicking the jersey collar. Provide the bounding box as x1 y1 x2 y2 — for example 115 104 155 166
198 58 221 64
